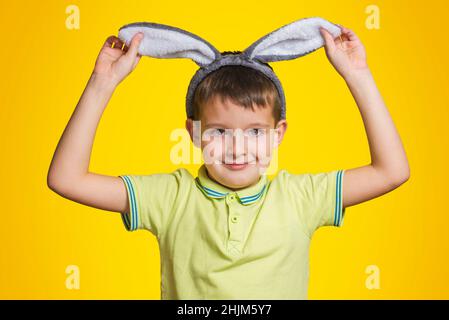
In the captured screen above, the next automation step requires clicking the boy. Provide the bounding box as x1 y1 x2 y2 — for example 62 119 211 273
47 25 410 299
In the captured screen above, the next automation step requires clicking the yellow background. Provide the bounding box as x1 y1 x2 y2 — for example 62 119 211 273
1 0 447 299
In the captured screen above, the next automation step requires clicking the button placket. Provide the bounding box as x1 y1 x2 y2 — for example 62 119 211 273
226 193 244 253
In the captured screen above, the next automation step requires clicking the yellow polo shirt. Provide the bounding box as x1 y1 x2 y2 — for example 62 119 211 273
119 164 345 299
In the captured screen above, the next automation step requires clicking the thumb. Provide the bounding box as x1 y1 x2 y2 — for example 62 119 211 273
131 54 142 70
124 32 144 61
319 27 336 53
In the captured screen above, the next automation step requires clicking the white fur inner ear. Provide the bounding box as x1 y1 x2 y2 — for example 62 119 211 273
118 25 218 66
248 17 342 60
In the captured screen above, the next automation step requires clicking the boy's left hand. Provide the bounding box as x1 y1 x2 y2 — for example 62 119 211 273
319 25 369 79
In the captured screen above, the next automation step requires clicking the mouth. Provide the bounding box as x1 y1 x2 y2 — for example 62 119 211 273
222 162 252 171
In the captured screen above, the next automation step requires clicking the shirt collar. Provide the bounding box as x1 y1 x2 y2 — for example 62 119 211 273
195 164 268 205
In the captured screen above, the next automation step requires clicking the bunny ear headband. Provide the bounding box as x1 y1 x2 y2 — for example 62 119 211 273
117 17 342 120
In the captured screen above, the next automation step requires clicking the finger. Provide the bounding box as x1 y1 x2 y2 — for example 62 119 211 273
112 37 125 49
336 23 345 32
122 42 132 53
334 35 343 47
132 54 142 70
103 36 116 49
344 28 359 42
319 27 336 52
339 25 359 42
336 24 348 40
117 41 126 50
103 35 124 49
124 32 144 60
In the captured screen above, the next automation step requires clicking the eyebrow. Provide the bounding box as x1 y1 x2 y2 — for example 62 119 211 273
204 122 272 128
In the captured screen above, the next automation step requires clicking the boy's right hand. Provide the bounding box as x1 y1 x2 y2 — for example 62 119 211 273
93 32 144 86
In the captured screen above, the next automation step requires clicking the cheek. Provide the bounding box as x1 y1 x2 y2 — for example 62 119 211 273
253 135 274 159
202 137 225 162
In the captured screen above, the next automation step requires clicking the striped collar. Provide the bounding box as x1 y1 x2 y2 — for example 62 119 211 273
195 164 268 205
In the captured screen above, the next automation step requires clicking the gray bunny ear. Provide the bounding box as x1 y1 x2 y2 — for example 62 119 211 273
118 22 221 67
243 17 342 63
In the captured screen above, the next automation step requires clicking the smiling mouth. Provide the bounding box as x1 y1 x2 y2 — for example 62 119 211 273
222 162 253 170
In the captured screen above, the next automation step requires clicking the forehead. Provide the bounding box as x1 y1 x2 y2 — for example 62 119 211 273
200 95 275 128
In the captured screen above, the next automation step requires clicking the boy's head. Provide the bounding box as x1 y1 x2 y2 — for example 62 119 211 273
186 53 288 190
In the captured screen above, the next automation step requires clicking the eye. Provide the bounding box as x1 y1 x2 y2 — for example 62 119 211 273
246 128 265 137
210 128 226 136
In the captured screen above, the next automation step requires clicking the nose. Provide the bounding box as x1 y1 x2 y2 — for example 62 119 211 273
225 129 246 162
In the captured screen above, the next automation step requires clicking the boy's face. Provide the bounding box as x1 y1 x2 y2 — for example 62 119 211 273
186 95 287 190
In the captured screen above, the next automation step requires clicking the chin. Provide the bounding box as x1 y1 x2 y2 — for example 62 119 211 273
217 163 260 188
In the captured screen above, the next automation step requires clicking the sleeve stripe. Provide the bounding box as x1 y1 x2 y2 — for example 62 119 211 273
334 170 344 226
121 175 138 231
121 207 132 230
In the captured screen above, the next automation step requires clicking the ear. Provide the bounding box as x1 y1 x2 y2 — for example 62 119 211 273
118 22 221 67
273 120 287 148
243 17 342 63
186 118 202 148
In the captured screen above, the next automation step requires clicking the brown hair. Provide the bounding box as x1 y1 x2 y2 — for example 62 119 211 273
191 51 282 124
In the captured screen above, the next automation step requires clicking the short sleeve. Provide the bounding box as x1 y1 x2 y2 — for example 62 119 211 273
118 168 188 237
285 169 346 237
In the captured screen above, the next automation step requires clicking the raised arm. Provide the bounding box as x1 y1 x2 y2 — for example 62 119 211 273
47 32 144 214
319 25 410 209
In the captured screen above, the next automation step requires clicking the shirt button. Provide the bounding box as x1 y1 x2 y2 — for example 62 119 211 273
229 194 235 201
231 216 239 223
